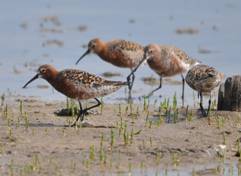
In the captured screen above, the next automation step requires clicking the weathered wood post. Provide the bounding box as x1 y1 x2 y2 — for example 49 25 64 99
218 75 241 111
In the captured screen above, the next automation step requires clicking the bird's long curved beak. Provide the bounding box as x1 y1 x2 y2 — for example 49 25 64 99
22 74 39 88
75 49 90 65
129 55 147 76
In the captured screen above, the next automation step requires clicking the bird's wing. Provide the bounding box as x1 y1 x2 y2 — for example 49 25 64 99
109 40 143 52
59 69 127 89
169 46 199 65
170 47 189 61
59 69 105 89
196 66 218 81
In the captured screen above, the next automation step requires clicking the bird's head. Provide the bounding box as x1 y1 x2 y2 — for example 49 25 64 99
22 64 57 88
76 38 104 65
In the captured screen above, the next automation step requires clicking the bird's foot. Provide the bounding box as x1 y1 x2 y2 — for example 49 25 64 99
69 120 92 128
81 121 96 128
83 110 99 115
199 109 208 117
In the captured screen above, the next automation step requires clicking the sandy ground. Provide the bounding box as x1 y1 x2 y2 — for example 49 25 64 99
0 96 241 175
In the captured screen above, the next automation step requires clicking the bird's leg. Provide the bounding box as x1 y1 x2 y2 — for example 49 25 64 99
130 72 135 90
127 69 135 91
127 69 135 102
71 100 83 127
71 98 101 127
199 92 207 117
127 73 132 91
82 98 101 114
127 90 133 104
147 77 162 97
127 56 147 90
206 95 212 116
181 74 185 107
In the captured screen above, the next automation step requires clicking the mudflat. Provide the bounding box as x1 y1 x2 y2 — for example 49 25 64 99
0 96 241 175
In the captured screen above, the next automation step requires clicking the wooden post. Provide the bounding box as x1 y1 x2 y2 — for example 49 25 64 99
218 75 241 111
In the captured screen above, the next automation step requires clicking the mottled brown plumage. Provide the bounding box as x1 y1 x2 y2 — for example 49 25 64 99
145 44 197 77
76 38 144 91
23 64 127 126
185 64 223 93
129 44 198 106
185 64 224 116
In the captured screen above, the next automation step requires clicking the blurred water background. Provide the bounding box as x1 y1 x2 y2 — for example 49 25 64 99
0 0 241 105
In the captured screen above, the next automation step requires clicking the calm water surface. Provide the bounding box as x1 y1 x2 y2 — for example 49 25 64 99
0 0 241 105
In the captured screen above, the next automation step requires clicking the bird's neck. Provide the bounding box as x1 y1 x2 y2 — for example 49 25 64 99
96 45 110 61
44 70 59 86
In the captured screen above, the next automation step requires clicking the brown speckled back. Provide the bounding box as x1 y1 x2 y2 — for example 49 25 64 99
46 68 127 100
185 64 223 93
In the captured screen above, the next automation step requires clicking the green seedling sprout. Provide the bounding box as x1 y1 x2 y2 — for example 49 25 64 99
24 112 29 130
211 99 217 111
100 97 104 114
172 92 177 111
229 163 234 176
149 137 153 147
140 161 144 169
237 141 241 160
130 128 134 144
192 91 196 108
129 100 133 115
136 106 139 118
118 104 121 116
145 111 149 126
173 108 179 123
8 159 14 176
89 145 95 162
0 142 3 154
99 133 104 163
4 104 8 119
128 162 132 173
70 160 76 173
171 152 180 168
155 152 161 166
216 115 225 129
118 116 123 137
110 129 115 150
0 94 5 106
31 154 41 172
191 169 197 176
19 100 23 116
8 127 15 142
123 130 128 145
125 105 128 115
164 168 168 176
149 120 152 128
222 133 226 145
66 97 70 110
153 99 158 109
143 96 148 112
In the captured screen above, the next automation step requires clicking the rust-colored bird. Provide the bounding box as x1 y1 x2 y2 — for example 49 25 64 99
22 64 127 126
185 64 224 116
128 44 199 106
75 38 144 92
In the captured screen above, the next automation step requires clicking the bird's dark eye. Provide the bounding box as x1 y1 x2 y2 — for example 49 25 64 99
149 49 153 54
40 68 46 74
91 43 96 48
89 42 96 49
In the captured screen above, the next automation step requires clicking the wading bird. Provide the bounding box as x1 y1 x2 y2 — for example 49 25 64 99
75 38 144 93
23 64 127 126
128 44 198 106
185 64 224 116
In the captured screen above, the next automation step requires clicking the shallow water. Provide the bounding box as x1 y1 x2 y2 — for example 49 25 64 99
0 0 241 105
112 162 240 176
